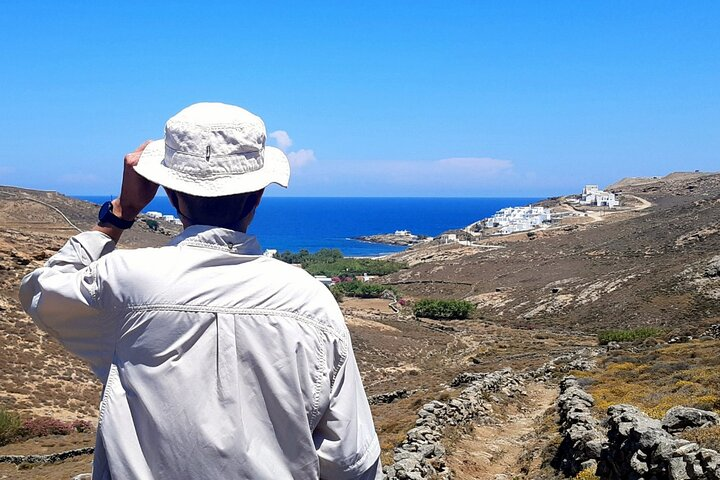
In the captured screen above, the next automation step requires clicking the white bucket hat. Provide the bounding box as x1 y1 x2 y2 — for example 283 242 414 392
134 102 290 197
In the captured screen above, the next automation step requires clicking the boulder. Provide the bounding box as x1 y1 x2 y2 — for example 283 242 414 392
663 406 720 434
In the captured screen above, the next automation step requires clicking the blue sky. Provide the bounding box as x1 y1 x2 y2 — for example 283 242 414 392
0 1 717 197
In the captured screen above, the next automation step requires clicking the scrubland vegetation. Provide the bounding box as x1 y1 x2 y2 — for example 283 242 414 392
330 280 397 300
577 340 720 421
597 327 664 345
276 248 405 276
412 299 475 320
0 407 92 446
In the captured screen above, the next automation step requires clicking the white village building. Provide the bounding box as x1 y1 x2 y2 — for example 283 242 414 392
580 185 619 208
484 205 551 235
161 214 183 225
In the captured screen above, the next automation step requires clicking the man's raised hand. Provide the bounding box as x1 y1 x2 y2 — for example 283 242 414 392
118 141 159 220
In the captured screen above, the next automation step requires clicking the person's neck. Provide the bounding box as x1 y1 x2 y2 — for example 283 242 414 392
181 220 248 233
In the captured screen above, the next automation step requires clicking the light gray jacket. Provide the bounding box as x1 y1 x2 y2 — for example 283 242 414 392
20 226 381 479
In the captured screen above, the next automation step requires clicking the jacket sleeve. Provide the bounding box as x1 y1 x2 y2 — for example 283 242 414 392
314 340 382 480
19 231 118 381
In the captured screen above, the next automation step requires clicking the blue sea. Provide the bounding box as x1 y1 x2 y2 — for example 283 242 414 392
76 196 542 257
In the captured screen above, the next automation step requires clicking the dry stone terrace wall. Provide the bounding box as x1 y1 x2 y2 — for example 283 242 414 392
555 376 607 475
598 405 720 480
556 375 720 479
0 447 93 465
383 368 528 480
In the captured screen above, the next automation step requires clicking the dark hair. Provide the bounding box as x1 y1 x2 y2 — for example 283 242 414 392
166 189 263 230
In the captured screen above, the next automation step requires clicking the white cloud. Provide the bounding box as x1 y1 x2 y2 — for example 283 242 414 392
268 130 293 151
435 157 513 175
288 149 316 168
290 156 515 195
268 130 316 169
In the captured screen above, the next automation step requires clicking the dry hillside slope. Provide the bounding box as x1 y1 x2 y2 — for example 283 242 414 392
386 173 720 334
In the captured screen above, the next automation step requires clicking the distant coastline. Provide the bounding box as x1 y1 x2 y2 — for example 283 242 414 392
73 196 542 257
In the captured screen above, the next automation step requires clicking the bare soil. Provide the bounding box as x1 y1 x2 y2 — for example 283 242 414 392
445 383 557 480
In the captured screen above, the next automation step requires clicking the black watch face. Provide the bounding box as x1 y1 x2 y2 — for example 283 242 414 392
99 201 112 222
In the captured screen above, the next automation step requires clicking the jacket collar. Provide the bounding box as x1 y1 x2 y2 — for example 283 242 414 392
167 225 262 255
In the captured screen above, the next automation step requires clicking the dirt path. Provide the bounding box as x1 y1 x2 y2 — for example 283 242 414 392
624 194 652 210
446 382 557 480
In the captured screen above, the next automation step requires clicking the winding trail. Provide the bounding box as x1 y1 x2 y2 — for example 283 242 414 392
0 191 83 233
446 382 557 480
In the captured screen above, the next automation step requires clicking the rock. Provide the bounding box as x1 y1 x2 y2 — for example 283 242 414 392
700 324 720 339
630 450 649 474
668 457 691 480
704 258 720 277
663 406 720 433
368 389 412 405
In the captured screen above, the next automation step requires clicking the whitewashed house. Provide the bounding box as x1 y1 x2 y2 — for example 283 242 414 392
440 233 458 244
484 205 551 234
581 185 619 207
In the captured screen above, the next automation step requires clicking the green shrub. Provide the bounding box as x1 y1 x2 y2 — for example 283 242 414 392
0 408 21 446
331 287 345 303
597 327 664 345
277 249 405 277
142 218 159 231
331 280 396 299
413 299 475 320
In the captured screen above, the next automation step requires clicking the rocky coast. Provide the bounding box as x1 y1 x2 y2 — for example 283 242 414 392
353 232 428 246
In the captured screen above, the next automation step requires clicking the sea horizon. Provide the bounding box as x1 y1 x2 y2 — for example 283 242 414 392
74 195 544 257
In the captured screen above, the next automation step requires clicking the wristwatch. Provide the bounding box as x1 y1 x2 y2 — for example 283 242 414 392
98 201 135 229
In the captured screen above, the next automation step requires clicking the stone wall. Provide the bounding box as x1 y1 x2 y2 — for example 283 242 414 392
556 375 720 479
554 376 607 475
369 389 414 405
383 368 527 480
381 348 604 479
0 447 93 465
598 405 720 480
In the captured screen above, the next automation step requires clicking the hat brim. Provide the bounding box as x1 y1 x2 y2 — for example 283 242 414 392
133 140 290 197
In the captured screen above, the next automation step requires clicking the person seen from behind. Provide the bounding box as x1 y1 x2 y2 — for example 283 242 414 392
20 103 382 479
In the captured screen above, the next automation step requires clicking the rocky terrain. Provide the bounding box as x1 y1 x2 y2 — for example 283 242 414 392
354 232 428 246
387 172 720 335
1 173 719 479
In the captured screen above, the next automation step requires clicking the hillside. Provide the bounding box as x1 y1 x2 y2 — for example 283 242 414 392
385 172 720 335
1 175 719 479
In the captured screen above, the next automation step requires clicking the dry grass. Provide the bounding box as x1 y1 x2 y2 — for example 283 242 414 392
586 339 720 419
575 466 600 479
680 425 720 452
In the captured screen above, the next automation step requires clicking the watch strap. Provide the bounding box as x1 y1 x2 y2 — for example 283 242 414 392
98 201 135 229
